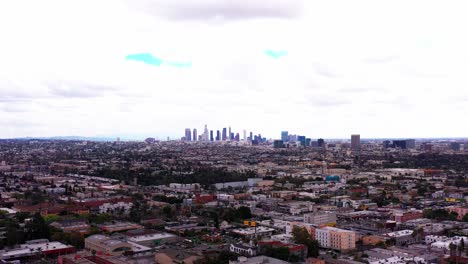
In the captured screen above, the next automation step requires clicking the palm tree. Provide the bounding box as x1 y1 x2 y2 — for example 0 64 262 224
449 242 456 257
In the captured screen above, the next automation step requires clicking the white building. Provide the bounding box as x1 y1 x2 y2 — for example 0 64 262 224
427 235 468 249
304 211 337 225
99 201 133 214
315 228 331 248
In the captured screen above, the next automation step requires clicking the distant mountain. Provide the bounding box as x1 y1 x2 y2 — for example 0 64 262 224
5 136 117 142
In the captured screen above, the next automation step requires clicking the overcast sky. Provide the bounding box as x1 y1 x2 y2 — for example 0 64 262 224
1 0 467 140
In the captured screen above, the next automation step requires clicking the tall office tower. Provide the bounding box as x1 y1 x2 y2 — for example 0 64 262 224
243 130 247 141
235 133 240 141
228 127 232 140
298 136 306 146
351 134 361 151
249 132 253 141
185 128 192 141
317 138 325 148
230 133 234 140
222 128 227 141
405 139 416 149
383 140 391 148
193 129 197 141
281 131 289 142
210 130 214 141
203 124 209 141
216 130 220 141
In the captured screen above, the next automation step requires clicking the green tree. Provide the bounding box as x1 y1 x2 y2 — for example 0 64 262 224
25 213 50 240
237 206 252 220
292 227 319 257
162 206 173 219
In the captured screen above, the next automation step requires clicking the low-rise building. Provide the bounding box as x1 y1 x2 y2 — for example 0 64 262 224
304 211 337 226
230 243 257 257
0 239 75 262
231 226 275 239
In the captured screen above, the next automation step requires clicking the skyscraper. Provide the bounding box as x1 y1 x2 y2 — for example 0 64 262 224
249 132 253 141
228 127 232 140
281 131 289 142
193 129 197 141
185 128 192 141
243 130 247 141
298 136 306 146
203 124 209 141
317 138 325 148
216 130 220 141
210 130 214 141
222 128 227 141
351 134 360 151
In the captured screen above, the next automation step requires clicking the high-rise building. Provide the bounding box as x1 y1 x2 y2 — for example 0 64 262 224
228 127 232 140
351 134 360 151
210 130 214 141
392 139 415 149
317 138 325 148
298 136 306 146
193 129 197 141
235 133 240 141
243 130 247 141
203 124 209 141
273 140 284 148
216 130 220 141
222 128 227 141
185 128 192 141
281 131 289 142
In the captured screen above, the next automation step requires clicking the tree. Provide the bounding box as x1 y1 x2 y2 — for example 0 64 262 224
459 238 465 258
449 242 456 257
25 213 50 240
237 206 252 220
292 227 319 257
162 206 173 219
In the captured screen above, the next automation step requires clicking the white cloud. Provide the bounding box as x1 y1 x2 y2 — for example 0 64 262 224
0 0 467 139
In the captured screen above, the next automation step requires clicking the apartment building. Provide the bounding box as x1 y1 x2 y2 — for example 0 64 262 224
315 227 356 251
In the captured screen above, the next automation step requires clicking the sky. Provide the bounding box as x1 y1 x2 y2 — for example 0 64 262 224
1 0 468 140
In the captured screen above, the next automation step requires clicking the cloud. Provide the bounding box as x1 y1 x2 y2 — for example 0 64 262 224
48 81 118 98
125 53 191 68
264 50 288 59
128 0 304 21
363 56 399 64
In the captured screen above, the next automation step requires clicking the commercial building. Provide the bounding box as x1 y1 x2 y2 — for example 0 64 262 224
0 239 75 262
127 232 178 247
281 131 289 142
304 211 337 226
273 140 284 148
231 226 275 239
99 222 143 233
185 128 192 141
351 134 360 151
85 235 133 256
222 128 227 141
193 129 197 141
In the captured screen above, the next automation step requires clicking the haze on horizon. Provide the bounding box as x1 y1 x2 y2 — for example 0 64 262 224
1 0 467 140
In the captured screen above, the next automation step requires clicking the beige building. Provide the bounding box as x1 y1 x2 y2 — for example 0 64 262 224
85 234 132 256
316 227 356 251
